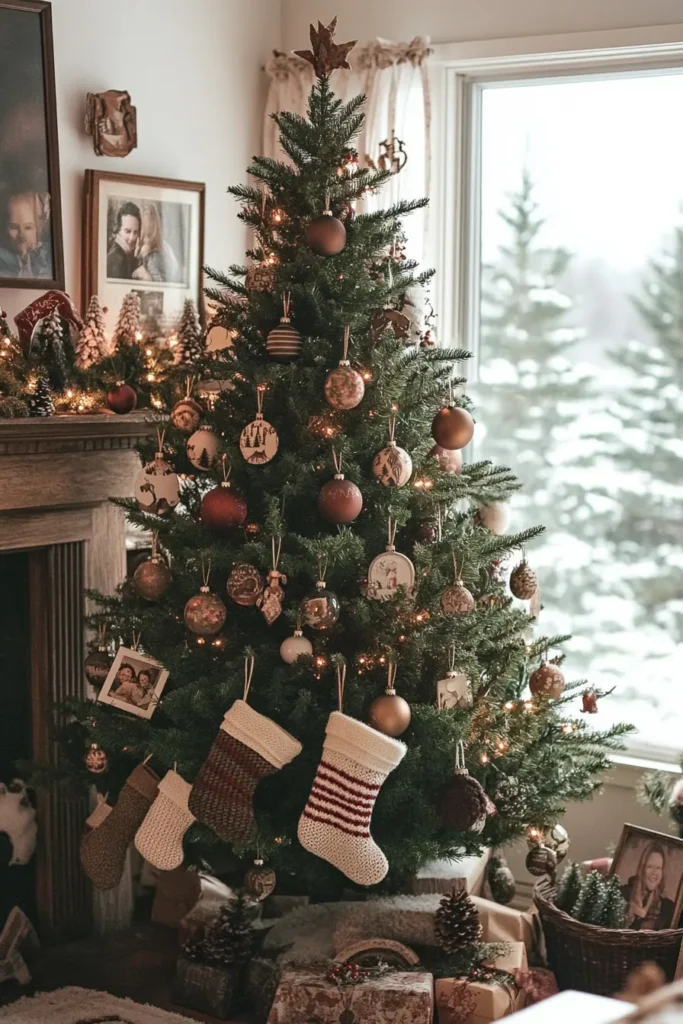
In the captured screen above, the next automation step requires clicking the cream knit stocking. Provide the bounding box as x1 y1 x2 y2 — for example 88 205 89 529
297 711 406 886
135 769 195 871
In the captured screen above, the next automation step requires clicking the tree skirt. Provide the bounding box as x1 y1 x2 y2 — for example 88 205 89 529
2 986 197 1023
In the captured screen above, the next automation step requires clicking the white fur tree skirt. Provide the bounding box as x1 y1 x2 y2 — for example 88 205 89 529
2 986 198 1023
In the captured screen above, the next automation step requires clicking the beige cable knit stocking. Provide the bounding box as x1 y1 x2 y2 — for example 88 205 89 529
135 769 195 871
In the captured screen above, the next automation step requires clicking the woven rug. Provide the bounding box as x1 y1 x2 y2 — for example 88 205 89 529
2 986 197 1023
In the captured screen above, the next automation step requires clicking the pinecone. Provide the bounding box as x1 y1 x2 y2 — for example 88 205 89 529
435 889 482 953
510 560 537 600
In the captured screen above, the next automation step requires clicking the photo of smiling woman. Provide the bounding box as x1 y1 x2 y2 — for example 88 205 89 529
611 825 683 931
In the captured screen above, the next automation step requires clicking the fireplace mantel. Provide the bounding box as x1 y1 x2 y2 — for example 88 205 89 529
0 412 154 457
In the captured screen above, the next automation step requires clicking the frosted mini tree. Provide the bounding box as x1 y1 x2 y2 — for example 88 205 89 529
174 299 204 365
76 295 109 368
112 292 142 348
28 372 54 417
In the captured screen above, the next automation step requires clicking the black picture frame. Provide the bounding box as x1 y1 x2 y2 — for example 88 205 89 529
0 0 64 289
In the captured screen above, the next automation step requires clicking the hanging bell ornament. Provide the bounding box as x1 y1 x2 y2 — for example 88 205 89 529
525 843 558 878
438 741 488 832
84 743 109 774
280 628 313 664
171 396 202 435
318 451 363 524
510 560 537 600
431 401 474 451
529 662 565 699
186 428 220 470
134 452 180 516
266 292 301 361
133 554 172 601
244 858 277 901
84 647 113 687
240 389 279 465
325 328 365 411
184 585 226 637
301 578 340 631
305 200 346 256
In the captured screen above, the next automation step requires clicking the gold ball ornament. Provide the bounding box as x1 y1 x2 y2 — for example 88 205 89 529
266 318 302 362
525 843 558 877
171 397 202 435
184 587 227 636
368 686 411 737
441 580 475 615
85 743 108 774
430 444 463 475
134 456 180 516
133 556 173 601
186 428 220 470
244 858 277 901
324 362 365 411
510 560 537 600
431 405 474 450
372 441 413 487
529 662 565 699
305 210 346 256
84 648 113 686
227 563 264 606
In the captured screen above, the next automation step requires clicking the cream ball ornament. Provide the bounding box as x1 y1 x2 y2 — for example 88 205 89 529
280 629 313 664
476 501 511 535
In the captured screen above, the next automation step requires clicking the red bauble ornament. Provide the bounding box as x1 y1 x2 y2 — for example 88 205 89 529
106 382 137 415
529 662 565 699
431 405 474 450
305 210 346 256
318 474 363 524
200 482 247 531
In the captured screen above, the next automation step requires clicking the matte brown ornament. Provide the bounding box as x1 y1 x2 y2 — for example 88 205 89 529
106 382 137 414
184 588 226 636
325 363 365 410
510 560 537 600
431 404 474 450
244 858 276 901
171 397 202 435
529 662 565 699
133 556 172 601
84 648 113 687
85 743 109 774
227 563 264 607
430 443 463 475
439 753 488 832
368 687 411 737
318 475 362 524
526 843 558 877
305 210 346 256
200 482 247 531
441 580 475 615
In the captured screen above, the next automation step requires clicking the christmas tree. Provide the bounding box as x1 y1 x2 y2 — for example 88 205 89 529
174 299 205 365
63 20 630 899
28 309 74 391
76 295 109 369
27 372 54 417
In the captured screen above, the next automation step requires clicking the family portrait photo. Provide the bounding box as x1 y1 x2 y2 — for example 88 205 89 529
0 0 63 288
97 647 169 720
610 825 683 931
83 170 204 337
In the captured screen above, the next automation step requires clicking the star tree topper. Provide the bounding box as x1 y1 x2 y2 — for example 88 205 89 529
294 17 356 78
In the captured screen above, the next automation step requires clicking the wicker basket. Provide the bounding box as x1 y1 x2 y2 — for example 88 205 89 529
533 881 683 995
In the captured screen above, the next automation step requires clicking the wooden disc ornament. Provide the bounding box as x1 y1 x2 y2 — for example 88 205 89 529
510 559 537 600
266 292 301 361
171 388 202 435
431 385 474 451
200 461 247 531
187 428 220 470
367 518 415 601
529 661 565 699
280 627 313 664
240 387 278 465
318 450 362 524
305 198 346 256
325 326 365 411
372 415 412 487
133 549 172 601
441 556 475 615
301 561 340 631
135 436 180 516
106 381 137 415
368 662 411 737
84 647 112 686
430 444 463 475
85 743 108 775
184 563 226 636
227 562 264 606
436 648 472 709
244 858 276 901
439 741 488 832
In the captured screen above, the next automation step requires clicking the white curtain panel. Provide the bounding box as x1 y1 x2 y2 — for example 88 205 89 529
263 37 432 278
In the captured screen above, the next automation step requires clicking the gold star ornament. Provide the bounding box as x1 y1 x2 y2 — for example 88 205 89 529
294 17 356 78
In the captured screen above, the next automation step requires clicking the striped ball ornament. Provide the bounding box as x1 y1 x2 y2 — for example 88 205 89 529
266 319 302 362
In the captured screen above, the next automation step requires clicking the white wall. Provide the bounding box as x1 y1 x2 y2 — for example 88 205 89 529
0 0 280 322
281 0 683 49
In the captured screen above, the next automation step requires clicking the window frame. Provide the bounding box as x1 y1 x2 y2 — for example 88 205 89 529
429 24 683 764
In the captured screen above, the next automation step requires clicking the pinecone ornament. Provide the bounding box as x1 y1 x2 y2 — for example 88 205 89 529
435 889 482 953
510 560 537 600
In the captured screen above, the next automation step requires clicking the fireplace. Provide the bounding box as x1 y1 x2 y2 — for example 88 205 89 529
0 414 152 940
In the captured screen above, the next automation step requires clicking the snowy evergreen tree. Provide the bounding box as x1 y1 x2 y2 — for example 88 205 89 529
555 860 584 913
28 372 54 417
174 298 204 365
76 295 109 368
29 309 74 391
112 292 142 348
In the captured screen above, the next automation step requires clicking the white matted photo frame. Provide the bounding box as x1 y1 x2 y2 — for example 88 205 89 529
97 646 169 720
83 169 205 339
609 824 683 932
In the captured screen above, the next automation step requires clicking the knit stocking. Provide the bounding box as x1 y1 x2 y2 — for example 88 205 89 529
80 763 159 889
188 699 302 845
297 711 406 886
135 769 195 871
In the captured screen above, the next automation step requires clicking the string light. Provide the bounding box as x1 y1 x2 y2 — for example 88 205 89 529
145 347 153 357
480 753 490 764
168 334 178 349
271 208 284 224
196 637 206 645
504 701 515 711
361 370 373 381
135 331 143 342
528 826 542 841
212 638 224 648
523 700 534 713
561 722 575 734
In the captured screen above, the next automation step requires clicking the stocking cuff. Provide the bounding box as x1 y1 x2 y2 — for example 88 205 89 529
126 763 160 800
221 699 302 769
158 769 192 808
325 711 407 774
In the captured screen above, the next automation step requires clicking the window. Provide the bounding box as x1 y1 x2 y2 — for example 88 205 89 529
438 45 683 760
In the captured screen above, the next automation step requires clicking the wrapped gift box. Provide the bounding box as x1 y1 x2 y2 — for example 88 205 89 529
173 956 243 1020
435 942 527 1024
246 956 281 1024
411 850 492 896
267 967 434 1024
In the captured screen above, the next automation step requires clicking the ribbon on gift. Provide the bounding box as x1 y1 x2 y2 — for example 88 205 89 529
513 968 558 1006
437 965 519 1024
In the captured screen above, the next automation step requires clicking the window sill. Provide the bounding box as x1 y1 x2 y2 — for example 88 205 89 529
607 753 680 790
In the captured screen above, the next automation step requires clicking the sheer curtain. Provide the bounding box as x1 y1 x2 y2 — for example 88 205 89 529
263 37 432 280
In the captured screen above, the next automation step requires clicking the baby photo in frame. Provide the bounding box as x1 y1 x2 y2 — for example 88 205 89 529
97 646 168 720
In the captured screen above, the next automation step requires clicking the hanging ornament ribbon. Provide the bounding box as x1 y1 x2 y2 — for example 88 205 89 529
282 291 291 323
150 531 159 560
387 516 398 551
184 375 196 400
131 631 142 651
342 325 351 363
454 739 467 773
260 186 267 220
387 658 397 693
318 553 329 585
156 427 166 457
449 644 457 674
201 559 212 590
220 454 231 483
437 505 444 542
97 622 107 647
441 554 475 615
332 449 343 477
257 536 287 625
387 414 397 444
336 661 347 713
243 655 255 702
368 657 411 736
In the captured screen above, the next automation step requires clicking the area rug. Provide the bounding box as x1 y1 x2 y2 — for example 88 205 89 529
2 985 197 1023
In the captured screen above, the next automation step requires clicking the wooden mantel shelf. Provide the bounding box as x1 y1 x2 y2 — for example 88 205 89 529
0 412 156 456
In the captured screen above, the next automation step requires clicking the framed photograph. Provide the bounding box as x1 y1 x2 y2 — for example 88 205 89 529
0 0 64 289
83 169 205 337
610 824 683 931
97 646 169 720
